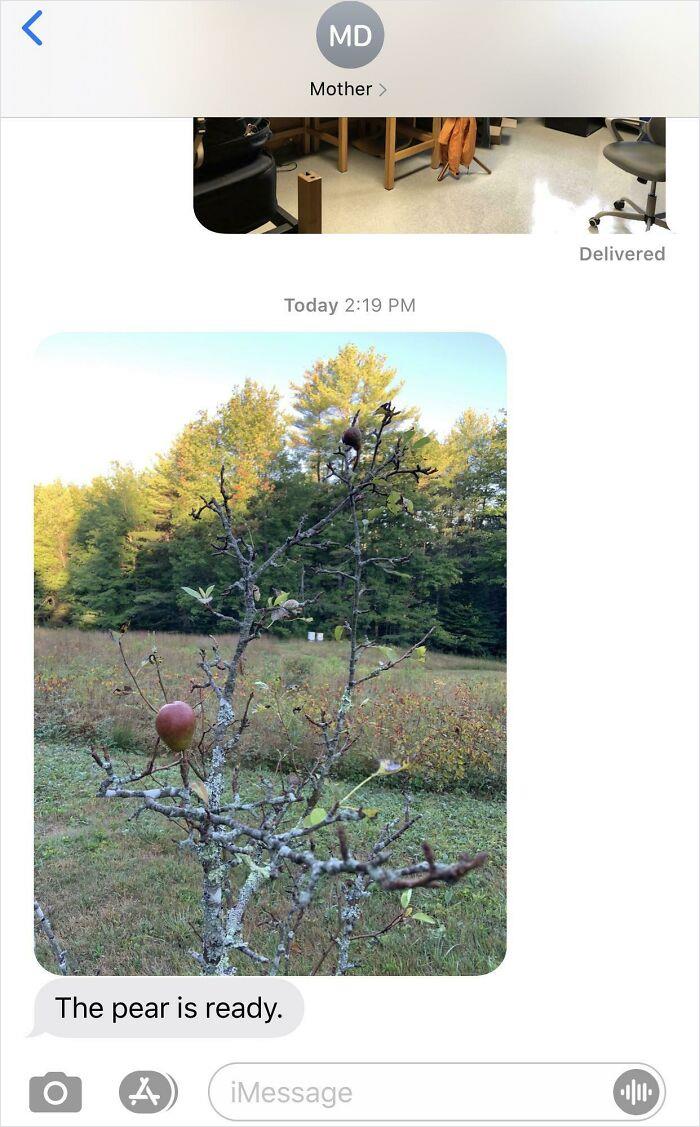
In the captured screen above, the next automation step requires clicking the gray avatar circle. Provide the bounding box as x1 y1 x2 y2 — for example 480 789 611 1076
613 1069 661 1116
119 1071 178 1114
316 2 384 67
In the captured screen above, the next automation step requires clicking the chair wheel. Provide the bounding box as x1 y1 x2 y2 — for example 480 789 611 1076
614 199 625 210
589 217 600 227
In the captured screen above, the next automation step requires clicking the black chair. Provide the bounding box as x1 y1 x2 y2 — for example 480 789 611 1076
589 118 668 232
193 118 298 234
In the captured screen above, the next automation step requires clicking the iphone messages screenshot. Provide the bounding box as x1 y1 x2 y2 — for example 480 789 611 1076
1 2 699 1126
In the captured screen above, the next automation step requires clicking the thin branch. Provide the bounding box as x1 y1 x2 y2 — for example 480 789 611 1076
353 628 435 687
34 900 68 974
148 644 170 703
111 632 158 714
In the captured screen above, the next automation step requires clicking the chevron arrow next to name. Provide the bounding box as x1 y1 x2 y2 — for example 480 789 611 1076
22 10 43 46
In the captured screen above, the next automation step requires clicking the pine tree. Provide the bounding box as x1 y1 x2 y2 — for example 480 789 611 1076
67 465 157 628
148 380 287 628
436 411 507 654
291 345 419 481
34 481 83 624
149 379 286 532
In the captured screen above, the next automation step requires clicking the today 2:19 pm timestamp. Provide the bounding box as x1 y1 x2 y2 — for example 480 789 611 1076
283 297 416 315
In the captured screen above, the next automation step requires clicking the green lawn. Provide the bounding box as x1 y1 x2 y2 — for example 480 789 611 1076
35 741 506 977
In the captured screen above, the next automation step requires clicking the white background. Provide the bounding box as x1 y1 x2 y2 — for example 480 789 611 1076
1 117 698 1126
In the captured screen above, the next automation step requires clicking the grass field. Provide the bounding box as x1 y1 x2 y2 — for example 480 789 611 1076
34 628 506 976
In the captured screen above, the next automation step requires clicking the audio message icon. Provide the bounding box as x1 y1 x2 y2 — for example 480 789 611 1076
613 1069 661 1116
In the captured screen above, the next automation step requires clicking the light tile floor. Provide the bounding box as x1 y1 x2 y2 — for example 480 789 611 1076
273 119 667 236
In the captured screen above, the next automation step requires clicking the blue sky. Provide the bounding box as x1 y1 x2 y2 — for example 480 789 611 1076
35 333 506 484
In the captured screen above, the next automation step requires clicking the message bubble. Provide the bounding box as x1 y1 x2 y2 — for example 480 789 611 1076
208 1063 667 1123
32 979 303 1038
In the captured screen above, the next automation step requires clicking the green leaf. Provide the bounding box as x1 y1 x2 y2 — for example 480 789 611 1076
362 807 380 819
303 807 327 828
241 856 272 878
387 491 401 507
334 625 345 642
189 778 210 806
181 586 200 600
400 889 413 909
412 435 432 451
412 910 437 925
404 498 414 514
366 507 384 521
273 591 289 606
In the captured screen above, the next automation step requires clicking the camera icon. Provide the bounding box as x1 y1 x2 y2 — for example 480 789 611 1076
29 1072 82 1113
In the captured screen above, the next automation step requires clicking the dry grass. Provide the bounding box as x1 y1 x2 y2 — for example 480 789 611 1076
35 628 506 790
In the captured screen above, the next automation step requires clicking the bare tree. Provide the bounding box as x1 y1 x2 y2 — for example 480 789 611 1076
91 405 487 975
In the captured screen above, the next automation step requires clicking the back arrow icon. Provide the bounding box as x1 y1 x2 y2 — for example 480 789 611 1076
22 10 43 45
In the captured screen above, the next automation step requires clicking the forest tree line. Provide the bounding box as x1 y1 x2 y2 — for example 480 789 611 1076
34 346 506 655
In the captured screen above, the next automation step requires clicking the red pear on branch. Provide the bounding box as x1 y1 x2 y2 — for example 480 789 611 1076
155 700 196 753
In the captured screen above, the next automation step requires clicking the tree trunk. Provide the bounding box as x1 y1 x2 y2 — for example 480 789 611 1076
201 696 236 975
201 834 228 975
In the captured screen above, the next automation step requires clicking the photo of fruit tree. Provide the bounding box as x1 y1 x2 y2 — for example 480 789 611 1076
34 335 506 976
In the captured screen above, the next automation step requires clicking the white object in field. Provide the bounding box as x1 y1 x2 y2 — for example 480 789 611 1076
307 631 315 642
316 632 324 642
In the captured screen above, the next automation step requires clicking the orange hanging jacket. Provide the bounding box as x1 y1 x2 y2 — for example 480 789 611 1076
438 117 478 176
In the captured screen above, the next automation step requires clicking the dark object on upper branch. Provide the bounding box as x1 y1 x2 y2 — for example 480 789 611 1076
341 424 363 469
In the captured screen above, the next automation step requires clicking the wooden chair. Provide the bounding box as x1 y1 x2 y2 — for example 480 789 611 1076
267 119 312 156
386 117 442 189
353 117 442 189
266 118 348 172
269 118 440 188
307 118 350 172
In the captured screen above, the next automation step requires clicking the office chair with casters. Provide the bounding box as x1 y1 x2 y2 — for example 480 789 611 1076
589 118 668 232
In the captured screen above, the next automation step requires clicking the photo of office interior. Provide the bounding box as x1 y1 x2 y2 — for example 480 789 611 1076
193 117 668 236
